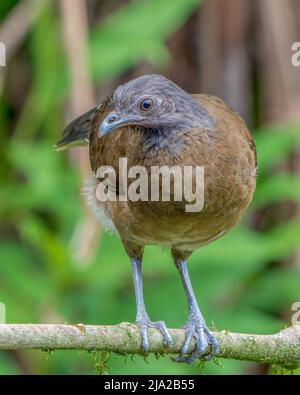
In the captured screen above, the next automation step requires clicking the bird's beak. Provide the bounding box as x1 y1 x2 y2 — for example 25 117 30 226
99 112 131 137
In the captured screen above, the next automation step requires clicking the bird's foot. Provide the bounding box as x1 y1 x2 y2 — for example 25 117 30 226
174 308 219 364
136 315 172 352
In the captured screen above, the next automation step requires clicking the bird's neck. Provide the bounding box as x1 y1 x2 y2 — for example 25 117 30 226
140 127 185 157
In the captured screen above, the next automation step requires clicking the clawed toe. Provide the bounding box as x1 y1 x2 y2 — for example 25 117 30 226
203 326 219 361
151 320 173 347
174 319 219 364
136 317 173 352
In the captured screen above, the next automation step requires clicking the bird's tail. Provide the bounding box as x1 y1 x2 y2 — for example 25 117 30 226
54 106 98 151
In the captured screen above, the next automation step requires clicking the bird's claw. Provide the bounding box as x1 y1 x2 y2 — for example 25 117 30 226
136 316 173 352
174 313 219 364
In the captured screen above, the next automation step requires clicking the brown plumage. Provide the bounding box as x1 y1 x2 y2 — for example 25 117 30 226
58 75 256 363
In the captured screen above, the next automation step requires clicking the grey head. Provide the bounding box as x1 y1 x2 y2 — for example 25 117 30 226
99 74 215 153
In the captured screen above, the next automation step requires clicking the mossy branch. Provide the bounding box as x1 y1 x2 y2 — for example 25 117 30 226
0 324 299 369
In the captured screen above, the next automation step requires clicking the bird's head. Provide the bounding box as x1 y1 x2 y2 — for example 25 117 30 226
99 75 215 139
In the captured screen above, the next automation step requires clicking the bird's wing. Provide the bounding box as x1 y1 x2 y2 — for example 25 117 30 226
192 93 257 168
54 106 99 151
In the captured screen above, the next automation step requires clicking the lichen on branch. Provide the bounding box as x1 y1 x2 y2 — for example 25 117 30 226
0 323 299 369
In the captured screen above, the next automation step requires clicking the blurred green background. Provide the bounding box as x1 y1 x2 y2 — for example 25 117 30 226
0 0 300 375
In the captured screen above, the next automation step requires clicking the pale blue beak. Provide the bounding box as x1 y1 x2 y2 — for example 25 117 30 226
99 113 130 137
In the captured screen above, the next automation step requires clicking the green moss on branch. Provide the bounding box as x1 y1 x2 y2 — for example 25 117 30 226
0 323 299 368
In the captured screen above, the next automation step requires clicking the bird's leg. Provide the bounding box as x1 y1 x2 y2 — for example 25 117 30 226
174 259 219 364
130 258 172 351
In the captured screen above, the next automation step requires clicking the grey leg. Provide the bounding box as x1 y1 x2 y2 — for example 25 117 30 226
130 258 172 351
174 260 219 364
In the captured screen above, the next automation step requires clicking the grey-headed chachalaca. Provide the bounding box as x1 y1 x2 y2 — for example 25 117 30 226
56 75 256 363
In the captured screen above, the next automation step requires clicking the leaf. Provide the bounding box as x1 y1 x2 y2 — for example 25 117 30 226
254 173 300 207
253 122 300 174
243 269 300 312
89 0 201 81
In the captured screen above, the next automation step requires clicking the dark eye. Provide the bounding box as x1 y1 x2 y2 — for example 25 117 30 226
140 98 154 112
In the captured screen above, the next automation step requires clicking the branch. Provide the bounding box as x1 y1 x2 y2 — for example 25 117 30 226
0 324 299 369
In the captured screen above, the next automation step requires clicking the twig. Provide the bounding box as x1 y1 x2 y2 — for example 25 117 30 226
0 324 299 369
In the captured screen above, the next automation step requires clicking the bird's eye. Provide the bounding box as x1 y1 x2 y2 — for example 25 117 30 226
139 98 155 112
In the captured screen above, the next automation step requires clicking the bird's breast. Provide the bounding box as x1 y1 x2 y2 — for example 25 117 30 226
88 94 257 251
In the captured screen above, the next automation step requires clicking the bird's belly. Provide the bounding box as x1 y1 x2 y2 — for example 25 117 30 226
109 199 242 251
123 224 228 250
84 173 254 251
124 215 231 250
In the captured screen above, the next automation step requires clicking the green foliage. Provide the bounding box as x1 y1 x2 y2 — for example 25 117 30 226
90 0 201 80
0 0 19 19
0 0 299 375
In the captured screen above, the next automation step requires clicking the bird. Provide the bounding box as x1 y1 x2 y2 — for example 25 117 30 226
56 74 257 363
